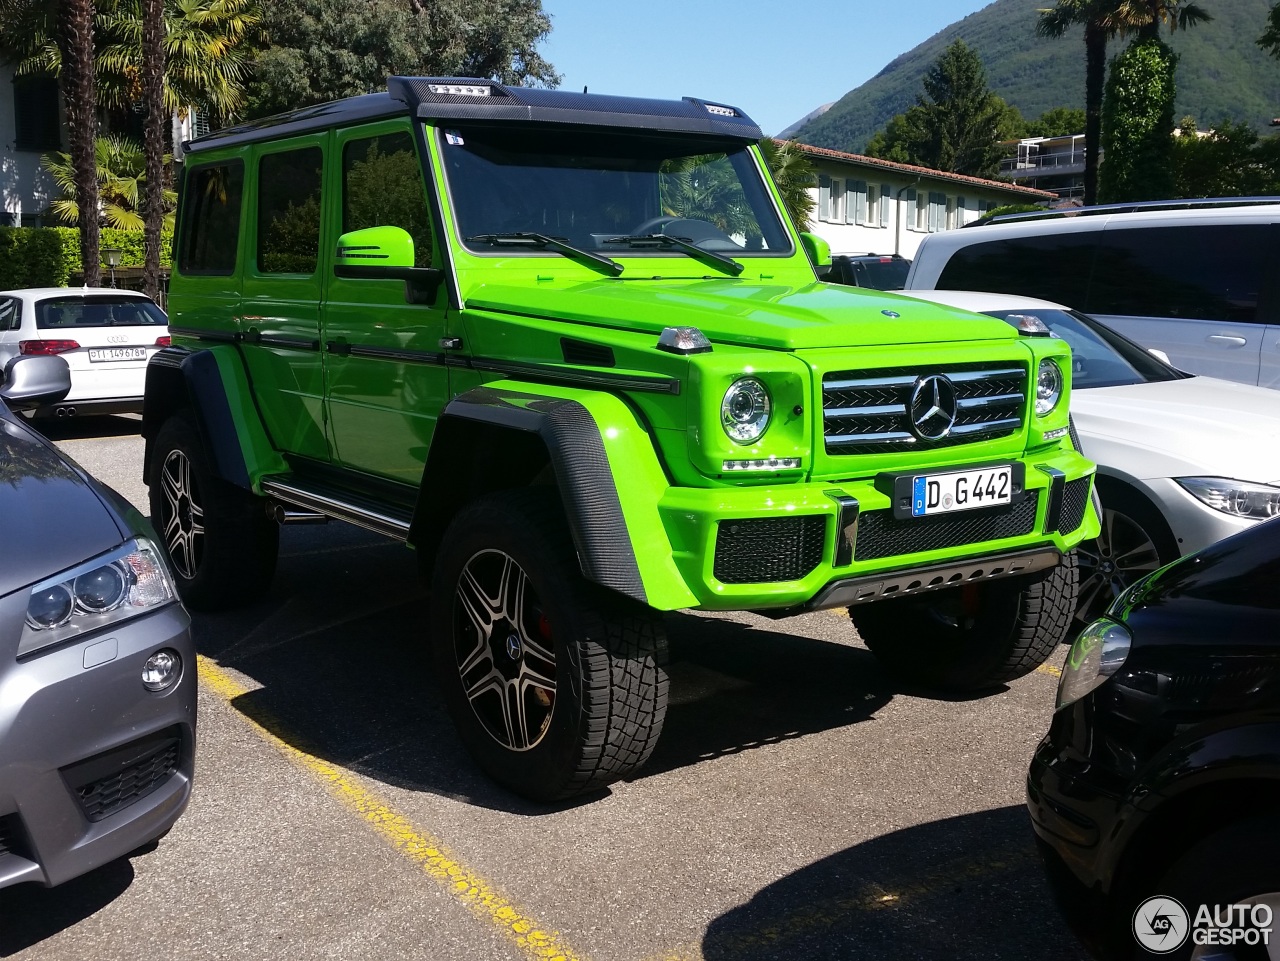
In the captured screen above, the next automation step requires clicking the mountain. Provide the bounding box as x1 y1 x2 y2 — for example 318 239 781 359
793 0 1280 153
777 103 833 140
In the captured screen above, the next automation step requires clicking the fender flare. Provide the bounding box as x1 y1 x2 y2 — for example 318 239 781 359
142 345 284 491
412 385 650 604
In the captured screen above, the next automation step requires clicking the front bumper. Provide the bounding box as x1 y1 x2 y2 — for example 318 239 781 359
0 603 196 888
658 446 1097 610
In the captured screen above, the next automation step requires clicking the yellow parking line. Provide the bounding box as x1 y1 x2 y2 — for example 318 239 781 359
197 655 586 961
1036 661 1063 678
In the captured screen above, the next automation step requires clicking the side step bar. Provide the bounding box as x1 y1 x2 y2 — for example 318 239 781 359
260 478 413 541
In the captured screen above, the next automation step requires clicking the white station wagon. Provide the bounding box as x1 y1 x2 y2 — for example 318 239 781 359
0 288 170 418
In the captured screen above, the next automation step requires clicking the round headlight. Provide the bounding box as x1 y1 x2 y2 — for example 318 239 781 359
721 377 771 444
74 563 129 613
27 584 74 629
1035 359 1063 416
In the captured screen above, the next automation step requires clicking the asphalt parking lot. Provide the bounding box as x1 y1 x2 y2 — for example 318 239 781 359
2 415 1090 961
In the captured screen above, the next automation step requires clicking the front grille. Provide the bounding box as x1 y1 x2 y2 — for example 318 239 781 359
854 492 1040 562
1059 477 1091 534
73 739 181 823
823 363 1026 455
714 515 827 584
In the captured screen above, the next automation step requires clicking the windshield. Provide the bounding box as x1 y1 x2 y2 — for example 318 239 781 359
36 296 166 329
851 257 910 290
981 308 1186 389
438 125 792 258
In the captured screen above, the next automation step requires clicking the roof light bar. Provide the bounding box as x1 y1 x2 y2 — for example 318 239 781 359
704 104 737 118
428 83 491 97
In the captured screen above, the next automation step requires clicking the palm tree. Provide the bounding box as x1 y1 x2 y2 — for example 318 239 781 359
140 0 165 300
51 0 102 285
1037 1 1211 206
762 139 817 233
43 135 176 229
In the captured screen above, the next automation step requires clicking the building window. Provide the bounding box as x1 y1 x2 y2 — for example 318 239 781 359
915 191 929 231
12 75 61 151
829 178 845 223
866 184 880 226
928 192 946 232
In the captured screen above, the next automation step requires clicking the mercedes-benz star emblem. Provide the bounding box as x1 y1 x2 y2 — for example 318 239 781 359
909 374 958 440
506 633 523 660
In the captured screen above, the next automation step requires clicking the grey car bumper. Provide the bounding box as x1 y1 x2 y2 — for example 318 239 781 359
0 602 196 888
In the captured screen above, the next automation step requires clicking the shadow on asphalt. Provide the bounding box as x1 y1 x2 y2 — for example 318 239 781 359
22 413 141 442
0 858 134 955
186 522 988 814
701 804 1090 961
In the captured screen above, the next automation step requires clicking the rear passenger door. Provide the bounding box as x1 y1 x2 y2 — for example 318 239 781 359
0 296 20 365
1085 223 1275 385
240 134 330 460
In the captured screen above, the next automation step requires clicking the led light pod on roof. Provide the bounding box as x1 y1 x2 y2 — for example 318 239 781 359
428 83 491 97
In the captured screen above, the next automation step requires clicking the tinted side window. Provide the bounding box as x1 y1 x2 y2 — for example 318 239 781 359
179 162 244 275
258 147 323 274
0 298 19 331
343 133 432 268
1086 225 1269 323
936 233 1097 307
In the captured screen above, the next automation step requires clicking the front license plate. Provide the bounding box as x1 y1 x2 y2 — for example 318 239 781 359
911 466 1012 517
88 347 147 362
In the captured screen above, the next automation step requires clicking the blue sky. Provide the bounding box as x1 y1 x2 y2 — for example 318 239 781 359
540 1 993 137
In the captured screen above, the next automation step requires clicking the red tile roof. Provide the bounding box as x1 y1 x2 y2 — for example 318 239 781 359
783 141 1058 200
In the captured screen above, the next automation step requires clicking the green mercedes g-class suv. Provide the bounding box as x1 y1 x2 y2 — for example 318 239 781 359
144 78 1097 801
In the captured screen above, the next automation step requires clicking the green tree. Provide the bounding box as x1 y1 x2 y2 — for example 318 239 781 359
42 135 177 230
1261 2 1280 58
1023 106 1089 138
864 40 1017 178
1100 35 1179 201
243 0 558 120
1172 119 1280 196
761 139 816 233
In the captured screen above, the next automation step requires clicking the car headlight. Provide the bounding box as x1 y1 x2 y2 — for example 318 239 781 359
721 377 771 443
19 538 176 658
1035 359 1063 416
1176 477 1280 520
1056 617 1132 710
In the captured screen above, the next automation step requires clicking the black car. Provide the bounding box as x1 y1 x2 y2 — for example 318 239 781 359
1028 516 1280 959
823 253 911 290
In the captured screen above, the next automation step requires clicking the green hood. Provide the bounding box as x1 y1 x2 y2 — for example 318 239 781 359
464 278 1018 350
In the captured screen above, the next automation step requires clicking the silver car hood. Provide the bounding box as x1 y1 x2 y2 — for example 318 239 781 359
1073 376 1280 484
0 415 127 598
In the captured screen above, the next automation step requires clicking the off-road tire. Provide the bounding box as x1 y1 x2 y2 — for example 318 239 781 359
430 488 668 802
850 552 1078 691
148 412 278 610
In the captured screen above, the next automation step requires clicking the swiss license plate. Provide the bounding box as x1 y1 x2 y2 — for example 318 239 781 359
911 466 1012 517
88 347 147 362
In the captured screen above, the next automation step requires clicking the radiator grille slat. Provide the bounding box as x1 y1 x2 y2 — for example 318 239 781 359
823 363 1026 456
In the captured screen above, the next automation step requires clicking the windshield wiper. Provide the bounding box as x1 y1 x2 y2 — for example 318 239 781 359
603 234 744 276
466 232 623 277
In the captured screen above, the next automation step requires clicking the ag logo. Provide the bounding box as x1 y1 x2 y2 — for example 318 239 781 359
1133 896 1190 953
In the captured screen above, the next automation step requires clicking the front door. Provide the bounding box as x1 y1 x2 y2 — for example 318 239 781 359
321 122 451 485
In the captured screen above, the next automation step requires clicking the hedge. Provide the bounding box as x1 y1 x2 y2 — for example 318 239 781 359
0 226 174 289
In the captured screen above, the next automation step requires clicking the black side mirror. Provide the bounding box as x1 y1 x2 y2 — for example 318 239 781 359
0 356 72 411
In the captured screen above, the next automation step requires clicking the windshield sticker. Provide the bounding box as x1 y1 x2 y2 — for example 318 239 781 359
445 130 465 146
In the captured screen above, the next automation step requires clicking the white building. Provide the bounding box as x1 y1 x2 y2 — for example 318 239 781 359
793 142 1057 259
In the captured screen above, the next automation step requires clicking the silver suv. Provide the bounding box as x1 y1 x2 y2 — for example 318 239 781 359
905 199 1280 390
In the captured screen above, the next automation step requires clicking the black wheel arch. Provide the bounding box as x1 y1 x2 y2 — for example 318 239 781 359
142 347 253 492
411 386 647 604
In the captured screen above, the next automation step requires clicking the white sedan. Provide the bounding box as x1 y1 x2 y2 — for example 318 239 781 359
897 289 1280 621
0 287 169 419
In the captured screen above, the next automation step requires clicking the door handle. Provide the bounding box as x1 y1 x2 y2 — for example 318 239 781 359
1206 334 1248 348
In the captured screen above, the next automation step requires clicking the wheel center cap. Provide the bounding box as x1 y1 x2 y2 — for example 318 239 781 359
1101 561 1115 574
505 633 523 660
